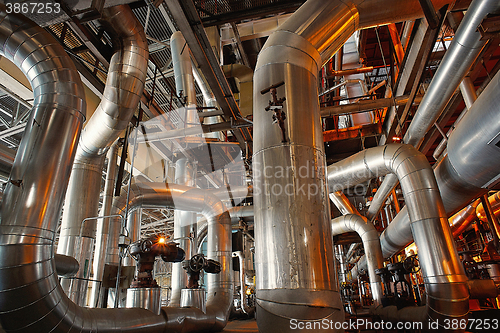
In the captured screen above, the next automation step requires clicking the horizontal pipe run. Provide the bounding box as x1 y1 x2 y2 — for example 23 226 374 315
320 95 422 117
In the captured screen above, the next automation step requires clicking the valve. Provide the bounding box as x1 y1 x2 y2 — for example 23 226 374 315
261 81 288 143
182 253 221 288
129 236 185 288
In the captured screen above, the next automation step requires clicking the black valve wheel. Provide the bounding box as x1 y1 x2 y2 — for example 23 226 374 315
403 255 420 273
189 254 206 273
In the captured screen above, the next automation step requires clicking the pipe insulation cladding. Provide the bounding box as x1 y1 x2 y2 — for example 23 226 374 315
253 0 460 332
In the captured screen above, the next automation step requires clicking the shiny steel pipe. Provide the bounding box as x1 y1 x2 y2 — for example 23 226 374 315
170 158 197 307
171 31 198 132
366 0 500 221
253 1 460 331
327 144 468 325
330 191 360 215
123 208 142 266
193 61 221 140
109 182 233 331
331 215 384 305
0 6 163 332
54 254 80 277
197 205 254 248
58 5 148 303
253 1 356 329
477 192 500 222
90 142 119 307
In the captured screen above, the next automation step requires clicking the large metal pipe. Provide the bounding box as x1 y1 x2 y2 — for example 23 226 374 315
0 6 163 332
366 0 500 221
170 158 197 307
253 0 458 331
197 205 254 247
327 144 468 326
90 142 119 307
123 207 142 266
57 5 148 304
171 31 198 134
330 191 360 215
110 182 233 332
331 215 384 305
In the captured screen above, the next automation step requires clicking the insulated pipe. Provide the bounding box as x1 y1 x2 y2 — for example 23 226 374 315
366 0 500 221
327 144 468 326
123 207 142 266
171 31 198 129
109 182 233 332
253 1 458 331
57 5 148 304
54 254 80 277
170 158 197 307
331 215 384 305
330 191 360 215
450 199 480 237
476 192 500 222
197 205 254 247
90 142 119 307
0 6 163 332
193 63 221 140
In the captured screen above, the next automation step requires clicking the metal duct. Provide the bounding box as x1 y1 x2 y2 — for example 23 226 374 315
192 63 221 140
366 0 500 221
57 4 148 304
253 0 458 331
54 254 80 277
171 31 198 129
109 182 233 332
331 215 384 305
477 192 500 222
330 191 360 215
0 6 163 332
90 142 119 307
123 207 142 266
170 158 197 307
197 205 254 246
327 144 468 325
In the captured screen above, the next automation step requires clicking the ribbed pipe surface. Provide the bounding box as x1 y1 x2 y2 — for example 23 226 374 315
57 4 148 303
0 6 165 332
327 144 468 326
253 1 460 331
331 215 384 305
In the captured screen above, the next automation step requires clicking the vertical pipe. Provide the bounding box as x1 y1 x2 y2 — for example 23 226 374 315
90 142 119 307
253 1 359 330
123 208 142 266
57 5 149 304
169 158 197 307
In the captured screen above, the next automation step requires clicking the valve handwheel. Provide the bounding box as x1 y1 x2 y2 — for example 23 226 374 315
189 254 206 272
403 255 420 273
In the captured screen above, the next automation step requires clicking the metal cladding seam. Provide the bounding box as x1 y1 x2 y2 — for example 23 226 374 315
0 5 164 332
327 144 469 327
57 4 149 303
253 0 460 331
